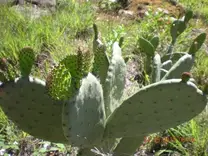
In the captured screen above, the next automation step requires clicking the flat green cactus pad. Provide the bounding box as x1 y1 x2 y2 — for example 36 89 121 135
113 136 145 156
62 73 106 148
19 47 35 77
161 54 194 80
0 77 67 143
104 42 126 117
104 79 207 138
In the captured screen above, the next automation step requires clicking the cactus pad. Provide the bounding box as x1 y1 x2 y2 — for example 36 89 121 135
104 42 126 117
152 53 161 83
77 45 93 77
46 64 73 100
62 73 106 147
19 47 35 77
104 79 207 138
113 136 145 156
92 24 109 85
170 20 186 42
188 33 206 55
138 37 155 57
0 77 67 143
161 54 194 80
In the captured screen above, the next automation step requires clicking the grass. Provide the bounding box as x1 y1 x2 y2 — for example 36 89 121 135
0 0 208 155
178 0 208 21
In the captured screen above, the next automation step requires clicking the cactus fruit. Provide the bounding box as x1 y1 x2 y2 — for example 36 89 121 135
19 47 35 77
62 73 106 147
103 42 126 117
104 79 207 138
0 77 67 143
181 72 192 82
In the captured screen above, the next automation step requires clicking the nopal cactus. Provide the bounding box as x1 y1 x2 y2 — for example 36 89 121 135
0 23 207 156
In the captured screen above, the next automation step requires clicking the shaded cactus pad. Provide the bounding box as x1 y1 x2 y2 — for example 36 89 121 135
0 77 67 143
62 73 106 148
19 47 35 76
104 79 207 138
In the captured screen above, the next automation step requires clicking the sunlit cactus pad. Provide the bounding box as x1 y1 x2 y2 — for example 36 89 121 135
104 79 207 138
0 77 67 143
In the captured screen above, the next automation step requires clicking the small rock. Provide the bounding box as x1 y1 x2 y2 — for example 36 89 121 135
118 9 134 17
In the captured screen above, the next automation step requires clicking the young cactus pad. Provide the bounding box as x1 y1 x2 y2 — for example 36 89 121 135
161 53 194 80
0 77 67 143
62 73 106 148
92 24 109 85
104 42 126 117
19 47 35 77
104 79 207 138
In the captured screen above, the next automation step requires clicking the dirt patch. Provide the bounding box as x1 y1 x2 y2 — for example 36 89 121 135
96 0 185 24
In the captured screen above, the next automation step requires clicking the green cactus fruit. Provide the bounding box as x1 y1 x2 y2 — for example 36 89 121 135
62 73 106 148
161 53 194 80
150 36 159 51
161 60 172 70
152 53 161 83
19 47 35 77
181 72 192 83
161 52 186 63
46 64 73 100
188 33 206 55
113 136 145 156
104 79 207 138
138 37 155 57
0 77 67 143
92 24 110 85
170 19 186 43
184 10 193 24
104 42 126 117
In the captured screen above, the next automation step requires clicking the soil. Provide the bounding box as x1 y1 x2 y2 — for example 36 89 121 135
96 0 185 23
